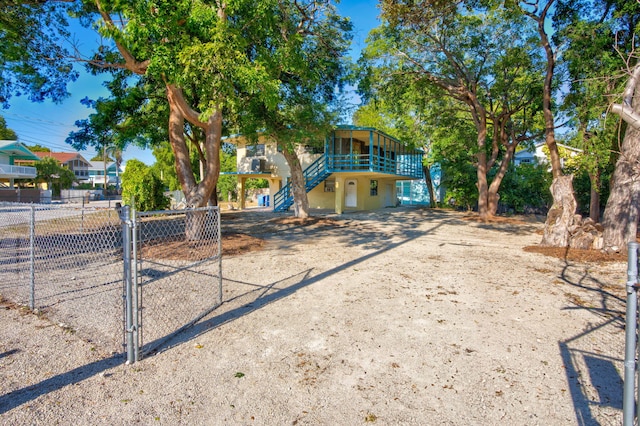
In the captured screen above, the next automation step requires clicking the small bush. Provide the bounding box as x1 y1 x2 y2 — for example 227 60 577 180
121 159 169 211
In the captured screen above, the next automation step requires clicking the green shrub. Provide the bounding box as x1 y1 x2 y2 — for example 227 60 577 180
121 159 169 211
498 163 552 214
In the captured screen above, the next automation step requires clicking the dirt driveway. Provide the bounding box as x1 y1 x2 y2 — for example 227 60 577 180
0 207 627 425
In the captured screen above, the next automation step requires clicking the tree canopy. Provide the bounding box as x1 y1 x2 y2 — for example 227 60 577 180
0 1 78 107
3 0 640 249
34 156 75 194
0 115 17 140
362 1 546 218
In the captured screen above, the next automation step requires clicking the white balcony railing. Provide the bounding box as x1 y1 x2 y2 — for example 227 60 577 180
0 164 37 178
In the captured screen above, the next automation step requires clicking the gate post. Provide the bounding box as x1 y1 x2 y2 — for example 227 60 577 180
623 242 639 426
131 203 139 362
29 205 35 311
121 205 137 364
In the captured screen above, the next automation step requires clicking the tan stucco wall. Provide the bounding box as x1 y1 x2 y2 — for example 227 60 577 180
307 174 398 212
307 180 336 209
234 136 321 181
236 136 286 177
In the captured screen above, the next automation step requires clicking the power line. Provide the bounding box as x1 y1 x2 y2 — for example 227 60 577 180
2 111 78 128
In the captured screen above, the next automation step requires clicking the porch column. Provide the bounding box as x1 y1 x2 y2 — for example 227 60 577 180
334 175 344 214
238 176 246 210
369 130 374 172
268 178 280 209
9 178 15 188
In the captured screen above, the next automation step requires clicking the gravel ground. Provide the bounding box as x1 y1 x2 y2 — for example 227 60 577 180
0 207 628 425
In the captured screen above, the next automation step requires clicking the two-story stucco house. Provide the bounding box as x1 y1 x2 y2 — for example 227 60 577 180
88 161 122 189
0 140 39 188
228 125 425 214
34 152 92 185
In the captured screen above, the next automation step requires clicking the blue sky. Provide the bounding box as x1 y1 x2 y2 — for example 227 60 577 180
2 1 381 166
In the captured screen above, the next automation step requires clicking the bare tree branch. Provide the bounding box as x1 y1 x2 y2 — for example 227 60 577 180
93 0 149 75
611 63 640 129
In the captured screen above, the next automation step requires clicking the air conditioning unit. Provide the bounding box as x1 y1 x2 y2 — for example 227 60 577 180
251 158 267 173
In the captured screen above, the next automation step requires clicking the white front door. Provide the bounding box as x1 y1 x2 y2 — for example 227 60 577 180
345 179 357 208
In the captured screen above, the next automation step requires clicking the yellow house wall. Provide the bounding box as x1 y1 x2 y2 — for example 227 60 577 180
308 174 398 212
307 182 336 209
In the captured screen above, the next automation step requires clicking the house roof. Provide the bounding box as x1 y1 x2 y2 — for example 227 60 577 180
514 142 583 159
89 161 118 171
0 140 41 161
513 149 536 159
224 125 420 151
35 151 90 165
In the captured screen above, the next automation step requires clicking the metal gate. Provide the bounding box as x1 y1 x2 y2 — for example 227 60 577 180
120 204 222 363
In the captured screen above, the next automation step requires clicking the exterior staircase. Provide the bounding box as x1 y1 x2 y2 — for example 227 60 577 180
273 155 331 212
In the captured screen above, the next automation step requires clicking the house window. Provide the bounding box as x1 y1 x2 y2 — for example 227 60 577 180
246 144 265 157
370 179 378 196
304 144 324 154
324 180 335 192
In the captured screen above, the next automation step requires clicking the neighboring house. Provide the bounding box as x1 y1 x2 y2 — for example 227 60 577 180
514 142 582 168
34 152 92 185
0 140 39 188
227 125 424 214
397 163 443 206
88 161 122 189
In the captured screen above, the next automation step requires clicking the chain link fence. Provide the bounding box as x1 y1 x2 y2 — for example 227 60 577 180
0 202 222 362
0 202 124 353
132 206 222 357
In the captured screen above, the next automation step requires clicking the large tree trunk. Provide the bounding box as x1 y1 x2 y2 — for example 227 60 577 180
166 85 222 240
540 175 577 247
487 143 517 216
589 172 600 223
476 154 489 218
166 85 221 207
469 99 490 219
602 64 640 253
423 165 437 208
522 0 579 246
601 146 640 252
539 24 579 245
281 149 310 218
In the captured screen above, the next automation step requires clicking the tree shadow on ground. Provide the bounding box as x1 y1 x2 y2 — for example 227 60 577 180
0 352 122 415
144 214 449 354
557 259 625 425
